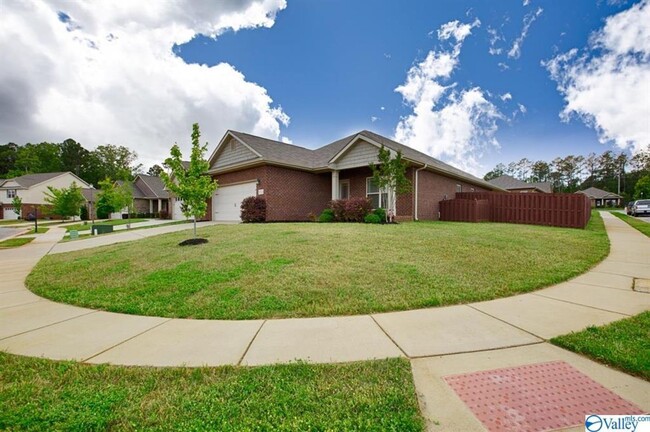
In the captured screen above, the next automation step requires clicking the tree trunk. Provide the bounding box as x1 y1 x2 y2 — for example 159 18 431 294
193 218 197 238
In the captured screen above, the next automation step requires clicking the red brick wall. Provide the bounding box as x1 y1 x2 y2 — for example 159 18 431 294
340 166 414 220
416 170 489 220
265 166 331 221
212 165 330 222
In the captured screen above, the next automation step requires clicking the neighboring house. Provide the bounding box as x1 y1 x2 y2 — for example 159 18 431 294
206 130 503 222
167 161 192 220
487 175 552 193
576 187 623 207
0 172 91 219
113 175 171 218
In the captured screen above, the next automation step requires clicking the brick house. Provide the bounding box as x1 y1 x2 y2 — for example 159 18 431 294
206 130 502 222
113 175 172 218
0 172 93 220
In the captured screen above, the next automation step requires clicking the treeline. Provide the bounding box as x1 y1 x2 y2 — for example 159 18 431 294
484 146 650 200
0 139 158 187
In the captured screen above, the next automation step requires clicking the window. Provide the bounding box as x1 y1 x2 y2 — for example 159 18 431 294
6 189 16 199
339 180 350 200
470 187 475 192
366 178 387 208
456 184 462 193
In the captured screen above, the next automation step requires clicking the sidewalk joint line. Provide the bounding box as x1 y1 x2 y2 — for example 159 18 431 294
0 299 42 311
369 315 409 358
82 318 173 362
568 280 634 292
530 292 631 317
238 320 266 366
468 304 545 341
0 310 99 341
408 341 545 360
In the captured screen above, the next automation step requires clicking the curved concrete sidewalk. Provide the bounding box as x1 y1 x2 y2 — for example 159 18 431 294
0 212 648 367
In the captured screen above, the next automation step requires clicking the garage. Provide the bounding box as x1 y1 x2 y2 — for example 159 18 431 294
212 182 257 221
3 206 19 220
172 198 186 220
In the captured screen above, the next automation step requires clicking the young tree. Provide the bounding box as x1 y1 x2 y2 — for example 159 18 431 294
97 178 134 223
161 123 218 239
11 195 22 218
369 145 411 221
43 181 85 221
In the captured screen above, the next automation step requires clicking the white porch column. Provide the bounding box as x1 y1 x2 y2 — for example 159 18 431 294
331 170 339 200
158 199 162 213
149 200 153 213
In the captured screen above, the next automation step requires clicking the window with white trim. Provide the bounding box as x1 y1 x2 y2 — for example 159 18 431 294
339 180 350 200
366 178 388 208
456 184 462 193
6 189 16 199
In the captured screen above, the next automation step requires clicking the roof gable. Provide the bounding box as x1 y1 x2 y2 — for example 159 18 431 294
0 172 90 189
576 186 622 199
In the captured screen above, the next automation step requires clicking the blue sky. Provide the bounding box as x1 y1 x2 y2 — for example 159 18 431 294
2 1 648 175
174 0 639 174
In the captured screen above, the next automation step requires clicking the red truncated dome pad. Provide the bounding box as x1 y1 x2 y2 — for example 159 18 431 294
443 360 644 432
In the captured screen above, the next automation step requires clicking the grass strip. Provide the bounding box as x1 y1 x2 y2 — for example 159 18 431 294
551 312 650 381
0 354 424 431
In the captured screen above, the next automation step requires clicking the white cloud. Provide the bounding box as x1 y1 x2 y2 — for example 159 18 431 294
281 136 293 144
518 103 527 113
500 93 513 101
508 7 543 59
437 18 481 46
544 0 650 152
380 106 385 111
487 26 504 56
394 19 502 174
523 0 531 6
498 62 510 70
370 116 379 123
0 0 288 167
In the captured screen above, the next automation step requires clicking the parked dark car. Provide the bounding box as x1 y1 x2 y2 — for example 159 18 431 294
632 200 650 217
625 201 635 215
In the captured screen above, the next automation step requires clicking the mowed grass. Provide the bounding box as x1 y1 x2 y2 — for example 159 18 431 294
65 218 148 232
20 227 49 235
0 353 423 431
28 212 609 320
552 312 650 380
0 237 34 248
611 212 650 237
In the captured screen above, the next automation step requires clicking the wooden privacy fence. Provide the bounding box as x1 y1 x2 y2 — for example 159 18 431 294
440 192 592 228
439 199 490 223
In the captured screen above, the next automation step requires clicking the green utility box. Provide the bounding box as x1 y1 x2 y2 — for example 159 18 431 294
91 225 114 235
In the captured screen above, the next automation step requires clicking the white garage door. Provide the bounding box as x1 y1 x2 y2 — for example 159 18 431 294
172 198 186 220
3 207 19 220
213 182 257 221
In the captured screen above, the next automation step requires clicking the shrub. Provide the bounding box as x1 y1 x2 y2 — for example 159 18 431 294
330 198 372 222
241 196 266 223
80 205 89 221
374 208 386 223
364 213 381 224
319 208 335 222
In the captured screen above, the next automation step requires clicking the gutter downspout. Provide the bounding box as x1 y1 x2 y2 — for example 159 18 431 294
414 164 428 221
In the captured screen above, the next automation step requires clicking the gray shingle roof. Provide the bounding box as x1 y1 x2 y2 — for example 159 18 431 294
487 175 552 193
1 172 69 189
227 130 498 189
576 187 622 199
137 175 169 199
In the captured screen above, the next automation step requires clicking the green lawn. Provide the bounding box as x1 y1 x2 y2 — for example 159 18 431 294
0 237 34 248
611 211 650 237
551 312 650 380
28 212 609 320
65 218 148 232
20 227 49 235
0 353 424 431
60 220 190 242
